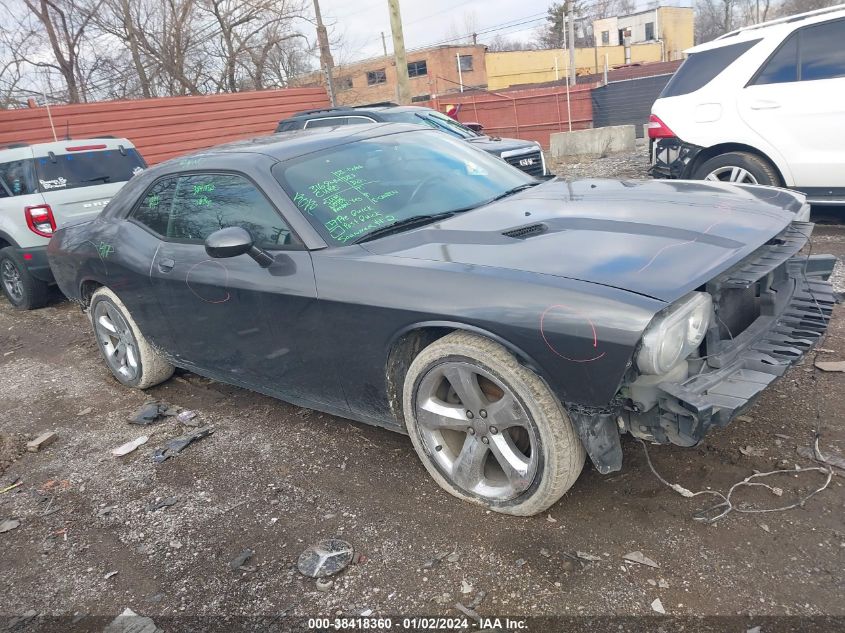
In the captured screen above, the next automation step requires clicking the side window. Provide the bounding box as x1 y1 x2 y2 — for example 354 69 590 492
799 18 845 82
0 160 36 197
753 34 798 85
132 177 178 235
167 174 292 248
304 117 348 129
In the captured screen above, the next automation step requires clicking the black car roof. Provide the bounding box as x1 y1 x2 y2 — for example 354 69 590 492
160 123 426 165
285 104 433 120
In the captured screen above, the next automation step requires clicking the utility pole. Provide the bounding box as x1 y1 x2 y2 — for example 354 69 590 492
381 32 388 58
388 0 411 105
312 0 336 105
566 0 576 86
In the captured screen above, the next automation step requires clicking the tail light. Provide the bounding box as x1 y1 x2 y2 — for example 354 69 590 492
647 114 676 139
25 205 57 238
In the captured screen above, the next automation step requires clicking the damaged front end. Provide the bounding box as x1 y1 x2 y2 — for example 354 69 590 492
575 222 836 474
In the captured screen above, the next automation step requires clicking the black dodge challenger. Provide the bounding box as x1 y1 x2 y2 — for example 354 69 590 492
47 123 836 516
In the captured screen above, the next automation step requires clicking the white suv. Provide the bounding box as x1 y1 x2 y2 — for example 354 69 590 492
649 5 845 205
0 138 146 309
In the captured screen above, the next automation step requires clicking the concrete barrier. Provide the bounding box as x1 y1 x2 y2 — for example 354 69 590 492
550 125 637 158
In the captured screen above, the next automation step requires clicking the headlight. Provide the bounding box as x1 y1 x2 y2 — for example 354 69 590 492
637 292 713 375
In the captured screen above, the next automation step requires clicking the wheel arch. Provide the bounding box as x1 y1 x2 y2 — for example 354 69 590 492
687 142 789 186
79 278 105 306
384 320 552 428
0 231 19 250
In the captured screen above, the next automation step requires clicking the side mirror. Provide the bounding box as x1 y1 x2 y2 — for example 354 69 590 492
205 227 274 268
465 122 484 134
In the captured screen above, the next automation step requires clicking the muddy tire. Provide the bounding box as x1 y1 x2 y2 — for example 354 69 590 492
693 151 781 186
402 331 585 516
90 287 174 389
0 247 50 310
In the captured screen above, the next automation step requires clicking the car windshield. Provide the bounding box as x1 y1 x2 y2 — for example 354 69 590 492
383 110 479 139
35 147 146 192
275 129 533 245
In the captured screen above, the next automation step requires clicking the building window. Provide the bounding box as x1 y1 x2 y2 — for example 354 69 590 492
645 22 655 41
336 76 353 90
407 60 427 77
366 69 386 85
601 30 609 45
411 94 431 103
458 55 473 72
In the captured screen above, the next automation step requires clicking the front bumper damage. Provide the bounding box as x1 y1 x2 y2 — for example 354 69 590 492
575 222 836 474
629 222 835 446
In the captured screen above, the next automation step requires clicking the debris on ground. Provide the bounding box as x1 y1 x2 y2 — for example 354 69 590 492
352 552 368 565
0 480 22 494
575 551 603 563
460 579 473 594
76 407 93 417
740 445 766 457
147 497 179 512
515 558 527 567
798 445 845 471
128 402 169 425
0 518 21 533
315 578 333 592
229 548 255 571
176 410 197 424
454 602 480 621
97 506 116 517
651 598 666 614
26 431 57 452
623 551 659 568
297 538 353 578
814 360 845 372
151 427 214 463
103 608 163 633
111 436 149 457
759 523 771 533
104 570 118 580
446 552 460 563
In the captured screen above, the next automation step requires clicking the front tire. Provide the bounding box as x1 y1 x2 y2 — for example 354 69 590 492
0 247 50 310
693 151 781 186
402 332 585 516
90 287 174 389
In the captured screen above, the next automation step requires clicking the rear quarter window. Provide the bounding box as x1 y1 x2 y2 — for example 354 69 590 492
35 148 146 192
0 159 37 198
660 39 761 97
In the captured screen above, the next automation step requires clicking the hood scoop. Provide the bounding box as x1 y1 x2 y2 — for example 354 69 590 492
502 223 548 239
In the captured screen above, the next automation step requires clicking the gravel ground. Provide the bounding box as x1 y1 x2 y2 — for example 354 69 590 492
1 153 844 632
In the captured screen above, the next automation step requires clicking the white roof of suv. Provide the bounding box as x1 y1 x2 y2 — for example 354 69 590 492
687 3 845 53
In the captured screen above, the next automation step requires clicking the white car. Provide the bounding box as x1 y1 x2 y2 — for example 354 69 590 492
0 138 146 309
649 4 845 206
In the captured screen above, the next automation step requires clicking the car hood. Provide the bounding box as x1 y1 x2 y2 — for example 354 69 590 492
362 178 802 303
465 135 538 155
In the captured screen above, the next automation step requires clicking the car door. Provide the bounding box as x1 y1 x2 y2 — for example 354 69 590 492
738 18 845 188
133 170 334 406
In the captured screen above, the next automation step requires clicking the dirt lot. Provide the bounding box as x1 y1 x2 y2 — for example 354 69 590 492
1 155 844 631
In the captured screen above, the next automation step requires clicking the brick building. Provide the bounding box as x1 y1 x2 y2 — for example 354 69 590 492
297 44 488 106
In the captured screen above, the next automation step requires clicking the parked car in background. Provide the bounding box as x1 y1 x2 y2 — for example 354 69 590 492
47 124 834 516
0 138 146 309
649 5 845 206
276 102 547 177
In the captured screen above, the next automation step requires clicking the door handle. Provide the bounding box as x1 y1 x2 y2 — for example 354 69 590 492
158 258 175 273
749 99 781 110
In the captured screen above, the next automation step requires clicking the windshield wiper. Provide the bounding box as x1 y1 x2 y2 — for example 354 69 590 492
84 175 111 183
489 182 539 202
353 211 458 244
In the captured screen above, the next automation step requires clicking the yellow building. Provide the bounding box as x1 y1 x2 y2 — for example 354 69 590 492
486 44 663 90
593 5 694 64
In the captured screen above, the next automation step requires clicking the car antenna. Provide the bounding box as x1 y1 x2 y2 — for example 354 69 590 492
40 79 58 142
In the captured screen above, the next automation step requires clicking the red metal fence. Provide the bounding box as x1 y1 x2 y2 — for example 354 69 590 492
0 88 330 165
430 84 594 149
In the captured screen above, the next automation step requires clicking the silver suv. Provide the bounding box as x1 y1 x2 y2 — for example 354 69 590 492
0 138 146 309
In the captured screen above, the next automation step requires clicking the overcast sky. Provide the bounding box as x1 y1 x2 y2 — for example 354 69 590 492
318 0 556 65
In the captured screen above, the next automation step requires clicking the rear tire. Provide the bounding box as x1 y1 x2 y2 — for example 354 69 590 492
402 332 585 516
90 287 174 389
693 151 781 186
0 247 50 310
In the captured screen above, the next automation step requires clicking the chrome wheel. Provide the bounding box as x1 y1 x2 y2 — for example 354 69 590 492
93 300 140 381
414 361 539 501
1 259 24 303
704 166 759 184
